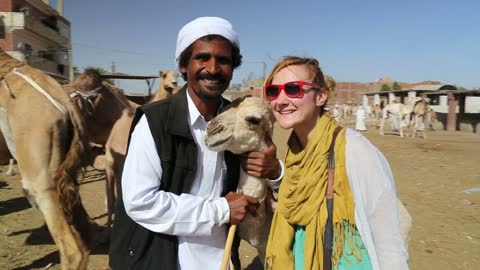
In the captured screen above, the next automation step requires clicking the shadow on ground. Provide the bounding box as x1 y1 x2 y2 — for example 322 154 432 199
0 196 31 216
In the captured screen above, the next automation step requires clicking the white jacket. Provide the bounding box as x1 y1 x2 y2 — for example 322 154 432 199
345 129 409 270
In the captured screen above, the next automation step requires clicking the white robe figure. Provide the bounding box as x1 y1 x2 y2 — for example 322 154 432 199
356 105 367 131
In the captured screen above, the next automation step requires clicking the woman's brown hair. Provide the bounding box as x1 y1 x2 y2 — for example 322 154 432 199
264 56 327 88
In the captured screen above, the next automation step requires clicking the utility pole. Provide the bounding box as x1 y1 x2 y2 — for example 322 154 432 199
262 62 266 81
245 61 267 81
68 41 73 82
111 61 116 86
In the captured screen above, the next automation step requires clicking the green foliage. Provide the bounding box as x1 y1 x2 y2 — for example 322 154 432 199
381 84 391 92
392 81 401 91
84 66 108 75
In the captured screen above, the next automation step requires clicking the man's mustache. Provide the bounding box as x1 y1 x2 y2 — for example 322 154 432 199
196 73 226 82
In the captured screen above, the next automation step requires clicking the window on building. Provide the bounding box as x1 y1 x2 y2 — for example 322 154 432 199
41 16 59 31
41 49 55 61
23 44 32 53
57 64 66 75
430 96 440 106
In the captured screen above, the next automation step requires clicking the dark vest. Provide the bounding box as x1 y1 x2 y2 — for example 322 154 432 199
109 87 240 270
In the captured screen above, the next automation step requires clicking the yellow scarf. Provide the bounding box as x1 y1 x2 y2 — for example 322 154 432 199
266 114 358 269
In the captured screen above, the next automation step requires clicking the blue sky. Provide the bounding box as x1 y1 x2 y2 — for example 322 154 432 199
63 0 479 94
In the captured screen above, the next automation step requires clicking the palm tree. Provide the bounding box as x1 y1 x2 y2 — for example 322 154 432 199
82 66 114 84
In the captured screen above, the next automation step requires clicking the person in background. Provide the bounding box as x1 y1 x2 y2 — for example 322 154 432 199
263 56 408 270
355 105 367 131
109 17 282 270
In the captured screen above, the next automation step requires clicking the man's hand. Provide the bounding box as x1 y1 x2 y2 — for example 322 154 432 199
240 134 280 179
225 192 259 224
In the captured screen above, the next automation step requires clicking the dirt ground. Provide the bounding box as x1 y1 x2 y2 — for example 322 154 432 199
1 122 479 269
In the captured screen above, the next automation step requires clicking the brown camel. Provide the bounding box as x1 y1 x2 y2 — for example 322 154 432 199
149 70 178 102
102 101 139 228
64 70 138 228
411 98 429 138
64 69 135 147
101 71 178 228
0 49 94 269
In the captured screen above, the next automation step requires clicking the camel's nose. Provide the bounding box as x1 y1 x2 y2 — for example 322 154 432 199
207 121 224 134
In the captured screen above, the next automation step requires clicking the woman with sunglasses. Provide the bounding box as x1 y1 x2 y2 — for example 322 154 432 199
264 56 408 270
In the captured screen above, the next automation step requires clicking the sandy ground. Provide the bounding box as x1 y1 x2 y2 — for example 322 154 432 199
1 122 479 269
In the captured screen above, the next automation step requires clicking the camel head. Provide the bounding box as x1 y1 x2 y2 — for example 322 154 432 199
413 97 430 115
66 71 131 144
159 70 179 93
65 69 106 115
70 68 103 93
205 96 274 154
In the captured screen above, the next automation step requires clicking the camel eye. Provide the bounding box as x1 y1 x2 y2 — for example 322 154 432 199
245 116 261 125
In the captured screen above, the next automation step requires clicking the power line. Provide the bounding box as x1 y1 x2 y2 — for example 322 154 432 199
72 42 151 56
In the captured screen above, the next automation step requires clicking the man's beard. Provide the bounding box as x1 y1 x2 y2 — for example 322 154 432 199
195 72 229 99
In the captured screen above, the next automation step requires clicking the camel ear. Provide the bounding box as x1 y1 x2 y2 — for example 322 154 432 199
264 102 275 134
159 71 165 78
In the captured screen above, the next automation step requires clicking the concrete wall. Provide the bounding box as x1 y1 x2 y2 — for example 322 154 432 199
465 97 480 113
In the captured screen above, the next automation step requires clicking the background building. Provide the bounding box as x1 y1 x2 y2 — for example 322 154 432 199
0 0 71 83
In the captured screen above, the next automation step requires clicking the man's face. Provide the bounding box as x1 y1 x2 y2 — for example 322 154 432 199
181 38 234 100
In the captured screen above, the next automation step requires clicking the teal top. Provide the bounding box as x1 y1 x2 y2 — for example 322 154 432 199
292 222 372 270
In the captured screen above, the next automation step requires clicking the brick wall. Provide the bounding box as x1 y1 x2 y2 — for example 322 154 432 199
0 32 14 51
0 0 12 12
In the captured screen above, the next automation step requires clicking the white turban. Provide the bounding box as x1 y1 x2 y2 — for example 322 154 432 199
175 17 240 70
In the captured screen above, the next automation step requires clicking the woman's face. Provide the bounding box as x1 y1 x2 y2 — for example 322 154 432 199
269 65 327 132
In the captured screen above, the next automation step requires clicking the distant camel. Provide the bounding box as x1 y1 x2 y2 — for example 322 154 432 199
0 49 94 269
379 102 413 137
342 104 353 119
372 104 383 119
101 70 178 228
149 70 178 102
331 104 342 122
411 98 430 138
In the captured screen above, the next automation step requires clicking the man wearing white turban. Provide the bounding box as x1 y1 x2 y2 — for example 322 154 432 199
109 17 282 270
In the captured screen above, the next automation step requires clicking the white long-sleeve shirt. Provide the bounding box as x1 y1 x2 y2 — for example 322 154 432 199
345 128 409 270
122 92 230 270
122 91 283 270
